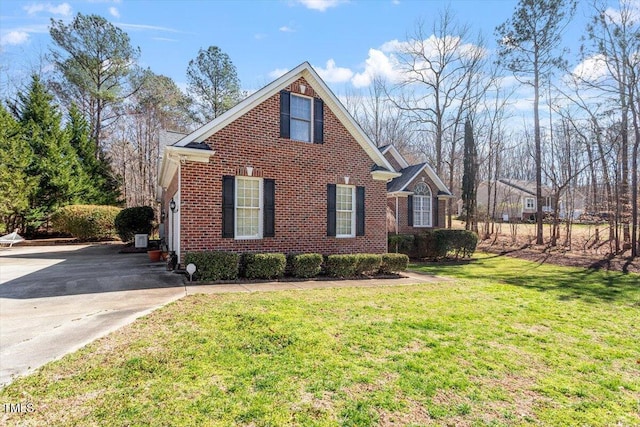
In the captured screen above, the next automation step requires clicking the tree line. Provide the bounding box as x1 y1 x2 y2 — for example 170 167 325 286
0 1 637 258
0 14 241 235
345 0 639 257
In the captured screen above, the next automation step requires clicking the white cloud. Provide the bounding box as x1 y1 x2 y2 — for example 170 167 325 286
392 0 400 4
254 33 267 40
314 59 353 83
268 68 289 79
279 26 295 33
109 6 120 18
351 48 400 88
0 31 30 46
24 2 72 16
571 54 609 82
116 23 180 33
295 0 347 12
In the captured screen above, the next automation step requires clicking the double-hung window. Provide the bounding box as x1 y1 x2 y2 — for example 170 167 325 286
336 185 355 237
290 94 312 142
525 197 535 210
413 182 432 227
235 177 262 239
280 90 324 143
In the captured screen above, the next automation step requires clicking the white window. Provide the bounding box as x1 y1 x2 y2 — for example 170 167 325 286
525 197 535 210
290 94 312 142
235 177 262 239
413 182 432 227
336 185 355 237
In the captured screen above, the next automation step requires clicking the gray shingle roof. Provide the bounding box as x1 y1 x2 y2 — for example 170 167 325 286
387 163 427 192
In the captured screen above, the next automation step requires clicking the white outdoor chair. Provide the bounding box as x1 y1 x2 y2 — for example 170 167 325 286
0 229 25 247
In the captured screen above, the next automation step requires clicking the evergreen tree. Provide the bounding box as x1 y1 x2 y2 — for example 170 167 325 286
461 118 478 232
66 103 120 205
16 75 86 232
0 104 36 233
186 46 242 124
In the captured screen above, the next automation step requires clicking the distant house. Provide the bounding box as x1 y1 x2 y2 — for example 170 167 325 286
156 62 400 265
381 145 454 233
467 179 585 221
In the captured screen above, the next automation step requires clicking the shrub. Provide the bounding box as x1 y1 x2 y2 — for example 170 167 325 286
380 253 409 273
287 253 323 278
414 229 478 259
388 234 415 253
51 205 121 241
184 251 240 281
354 254 382 275
243 253 287 279
114 206 155 242
325 254 359 277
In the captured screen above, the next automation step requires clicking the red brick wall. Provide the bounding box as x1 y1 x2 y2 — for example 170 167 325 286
383 151 403 171
388 170 447 234
176 77 388 260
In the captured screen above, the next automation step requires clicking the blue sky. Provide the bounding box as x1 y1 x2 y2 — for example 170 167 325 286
0 0 614 97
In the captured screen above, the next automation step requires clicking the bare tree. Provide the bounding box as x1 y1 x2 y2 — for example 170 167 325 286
580 0 640 256
496 0 577 245
389 8 487 177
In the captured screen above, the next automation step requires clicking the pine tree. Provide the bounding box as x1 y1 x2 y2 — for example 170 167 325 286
461 118 478 232
66 103 120 205
0 104 36 233
16 75 86 232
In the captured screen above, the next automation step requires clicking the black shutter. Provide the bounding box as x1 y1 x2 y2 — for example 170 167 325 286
222 176 235 238
264 179 275 237
327 184 336 236
313 98 324 144
280 90 290 139
356 186 365 236
432 196 438 227
407 195 414 227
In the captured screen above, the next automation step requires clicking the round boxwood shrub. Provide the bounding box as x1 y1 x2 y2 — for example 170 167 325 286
184 251 240 281
325 254 359 277
243 253 287 279
114 206 155 242
51 205 121 241
380 253 409 273
287 253 323 278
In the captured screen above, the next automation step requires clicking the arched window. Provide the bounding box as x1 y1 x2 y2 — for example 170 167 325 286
413 182 432 227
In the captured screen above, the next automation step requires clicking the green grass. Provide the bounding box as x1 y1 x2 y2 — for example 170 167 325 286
1 253 639 426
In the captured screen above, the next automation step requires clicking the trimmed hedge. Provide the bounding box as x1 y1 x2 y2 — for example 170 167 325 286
380 253 409 273
287 253 323 278
51 205 121 241
355 254 382 275
325 254 359 277
184 251 240 281
388 234 415 253
391 229 478 259
114 206 155 242
243 253 287 279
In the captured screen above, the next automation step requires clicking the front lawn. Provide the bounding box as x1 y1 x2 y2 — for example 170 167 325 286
1 254 639 426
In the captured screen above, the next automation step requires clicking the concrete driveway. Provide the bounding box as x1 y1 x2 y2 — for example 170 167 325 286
0 243 185 387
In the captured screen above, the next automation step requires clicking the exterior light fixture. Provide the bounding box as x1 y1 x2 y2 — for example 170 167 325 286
170 198 176 212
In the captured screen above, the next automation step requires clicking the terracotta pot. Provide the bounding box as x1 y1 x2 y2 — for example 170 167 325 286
147 250 162 262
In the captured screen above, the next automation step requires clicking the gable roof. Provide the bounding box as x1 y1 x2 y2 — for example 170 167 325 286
173 62 396 172
380 144 409 169
387 162 453 197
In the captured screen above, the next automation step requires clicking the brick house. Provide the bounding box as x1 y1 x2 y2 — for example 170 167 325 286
157 62 400 265
380 145 454 234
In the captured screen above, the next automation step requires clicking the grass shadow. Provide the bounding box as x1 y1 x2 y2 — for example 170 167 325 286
412 253 640 304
